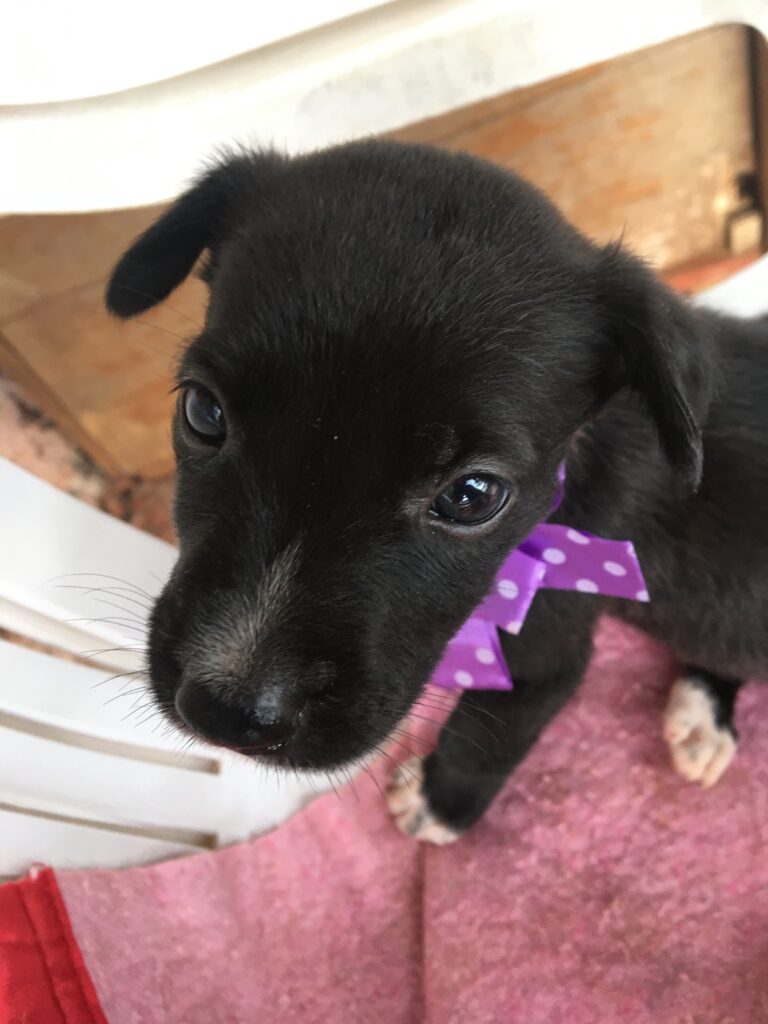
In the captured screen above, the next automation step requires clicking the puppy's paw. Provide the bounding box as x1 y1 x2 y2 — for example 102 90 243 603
386 757 460 845
663 678 737 788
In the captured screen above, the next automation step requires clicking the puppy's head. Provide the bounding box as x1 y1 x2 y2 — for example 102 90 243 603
107 141 705 769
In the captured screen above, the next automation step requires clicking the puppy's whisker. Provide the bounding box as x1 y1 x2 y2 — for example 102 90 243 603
373 744 420 783
83 307 181 358
130 704 168 728
128 317 192 347
79 645 147 660
171 736 194 760
86 596 150 622
118 672 145 692
100 282 204 330
417 697 502 743
384 733 417 757
360 762 386 801
150 714 172 736
406 711 488 756
55 584 154 613
63 615 148 636
103 686 149 706
44 572 157 600
86 586 153 612
126 689 154 712
325 772 341 801
90 668 146 690
388 728 431 754
390 724 430 744
419 691 508 728
120 702 153 724
340 766 361 802
99 678 146 704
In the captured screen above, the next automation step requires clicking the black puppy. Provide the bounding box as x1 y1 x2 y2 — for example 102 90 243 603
106 141 767 844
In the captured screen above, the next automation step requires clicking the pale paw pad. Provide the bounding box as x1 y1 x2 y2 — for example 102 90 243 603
663 678 737 788
386 756 459 845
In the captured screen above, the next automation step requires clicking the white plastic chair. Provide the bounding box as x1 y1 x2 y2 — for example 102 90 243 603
0 461 332 875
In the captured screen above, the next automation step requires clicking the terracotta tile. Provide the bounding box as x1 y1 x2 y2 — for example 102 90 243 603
0 276 206 476
0 206 166 324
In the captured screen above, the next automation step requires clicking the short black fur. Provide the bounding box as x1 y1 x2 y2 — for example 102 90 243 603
106 141 768 834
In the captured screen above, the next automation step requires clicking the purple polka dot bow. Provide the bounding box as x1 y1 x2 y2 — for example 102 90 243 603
431 465 649 691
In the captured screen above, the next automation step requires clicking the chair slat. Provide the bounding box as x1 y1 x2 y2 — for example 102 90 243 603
0 806 197 875
1 726 229 836
0 637 189 753
0 458 175 665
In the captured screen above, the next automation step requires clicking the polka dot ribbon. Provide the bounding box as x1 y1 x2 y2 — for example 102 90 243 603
431 465 649 691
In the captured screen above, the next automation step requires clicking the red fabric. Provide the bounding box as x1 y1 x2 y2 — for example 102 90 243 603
0 866 107 1024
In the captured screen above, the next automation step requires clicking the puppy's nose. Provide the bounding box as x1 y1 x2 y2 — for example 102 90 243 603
175 680 303 751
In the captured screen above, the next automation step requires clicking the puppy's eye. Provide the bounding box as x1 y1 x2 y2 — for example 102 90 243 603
430 474 509 525
182 386 226 442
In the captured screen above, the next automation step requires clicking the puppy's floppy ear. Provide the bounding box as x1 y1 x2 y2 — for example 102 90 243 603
105 152 280 318
596 243 711 492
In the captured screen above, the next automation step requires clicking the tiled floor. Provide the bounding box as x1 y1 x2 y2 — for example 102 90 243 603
0 370 175 542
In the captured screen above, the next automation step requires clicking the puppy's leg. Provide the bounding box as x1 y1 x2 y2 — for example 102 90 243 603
388 597 596 843
663 668 741 787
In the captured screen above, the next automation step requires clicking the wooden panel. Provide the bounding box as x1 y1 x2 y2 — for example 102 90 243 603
391 25 756 269
0 25 758 478
0 275 204 477
749 29 768 250
0 202 204 477
0 207 157 323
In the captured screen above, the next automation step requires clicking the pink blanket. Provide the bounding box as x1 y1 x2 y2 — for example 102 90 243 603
48 620 768 1021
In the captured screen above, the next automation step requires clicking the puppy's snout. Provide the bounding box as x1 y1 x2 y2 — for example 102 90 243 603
175 678 306 752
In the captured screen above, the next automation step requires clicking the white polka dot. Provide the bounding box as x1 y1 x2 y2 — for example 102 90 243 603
497 579 519 600
566 528 590 545
575 578 599 593
506 620 523 634
454 670 474 687
543 547 566 565
603 560 627 577
636 589 649 601
474 647 495 665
